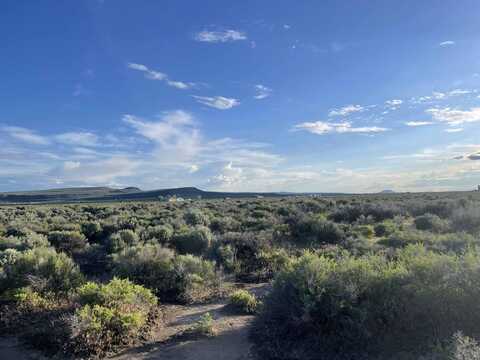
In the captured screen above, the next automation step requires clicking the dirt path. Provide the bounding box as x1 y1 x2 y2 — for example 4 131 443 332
0 283 269 360
112 283 269 360
113 301 254 360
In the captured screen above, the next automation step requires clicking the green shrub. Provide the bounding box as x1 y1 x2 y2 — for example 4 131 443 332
450 206 480 234
255 249 293 281
80 221 102 242
112 244 175 296
174 226 212 255
184 208 210 226
374 221 396 237
105 229 139 253
0 232 49 251
352 224 375 238
229 290 258 314
142 224 173 244
414 213 449 233
72 278 157 357
48 231 88 255
379 230 477 253
209 216 238 233
112 244 219 303
1 287 73 355
213 243 238 273
173 254 220 303
251 246 480 359
1 247 84 295
288 216 345 246
190 312 215 337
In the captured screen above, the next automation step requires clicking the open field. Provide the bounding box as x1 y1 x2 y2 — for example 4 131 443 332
2 191 480 359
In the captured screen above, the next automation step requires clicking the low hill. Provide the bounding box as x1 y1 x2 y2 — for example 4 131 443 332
0 186 142 203
0 186 286 204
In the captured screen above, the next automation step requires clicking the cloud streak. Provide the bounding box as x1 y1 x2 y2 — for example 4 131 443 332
194 29 247 43
192 95 240 110
127 62 194 89
439 40 455 47
329 105 364 117
405 121 434 127
294 121 389 135
56 132 99 147
254 84 272 99
2 126 50 145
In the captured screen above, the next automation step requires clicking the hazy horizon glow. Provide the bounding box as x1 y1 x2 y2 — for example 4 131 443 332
1 1 480 193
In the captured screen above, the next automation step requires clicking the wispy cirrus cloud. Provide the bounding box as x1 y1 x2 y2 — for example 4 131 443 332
444 128 464 133
411 89 475 104
254 84 272 99
439 40 455 47
127 62 194 89
328 104 364 117
405 121 434 127
55 132 99 147
192 95 240 110
2 126 50 145
194 29 247 43
293 121 388 135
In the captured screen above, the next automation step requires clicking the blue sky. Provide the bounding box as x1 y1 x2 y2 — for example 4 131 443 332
1 0 480 192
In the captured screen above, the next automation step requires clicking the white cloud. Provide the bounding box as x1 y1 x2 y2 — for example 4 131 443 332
192 95 240 110
123 110 201 163
427 107 480 125
127 63 148 72
385 99 403 110
448 89 472 96
405 121 434 127
329 104 364 117
445 128 464 133
411 89 474 104
123 110 195 143
63 161 80 171
189 164 199 173
254 84 272 99
128 62 166 80
283 24 291 30
166 80 192 89
294 121 389 135
194 29 247 43
439 40 455 47
55 132 98 147
127 63 193 89
2 126 50 145
208 162 244 187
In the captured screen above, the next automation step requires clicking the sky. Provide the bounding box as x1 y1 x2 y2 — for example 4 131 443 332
1 0 480 193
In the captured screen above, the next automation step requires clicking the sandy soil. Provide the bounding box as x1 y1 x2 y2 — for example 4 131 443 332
113 301 254 360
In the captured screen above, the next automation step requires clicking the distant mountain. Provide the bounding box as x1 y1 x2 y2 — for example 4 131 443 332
0 186 286 204
380 189 396 194
0 186 142 203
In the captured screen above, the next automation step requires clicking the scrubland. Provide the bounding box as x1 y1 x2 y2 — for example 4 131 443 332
2 192 480 359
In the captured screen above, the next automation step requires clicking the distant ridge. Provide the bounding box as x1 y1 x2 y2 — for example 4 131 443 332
0 186 288 204
0 186 142 203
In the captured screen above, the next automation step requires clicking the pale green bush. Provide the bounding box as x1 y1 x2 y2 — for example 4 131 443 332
229 289 258 314
72 278 157 357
